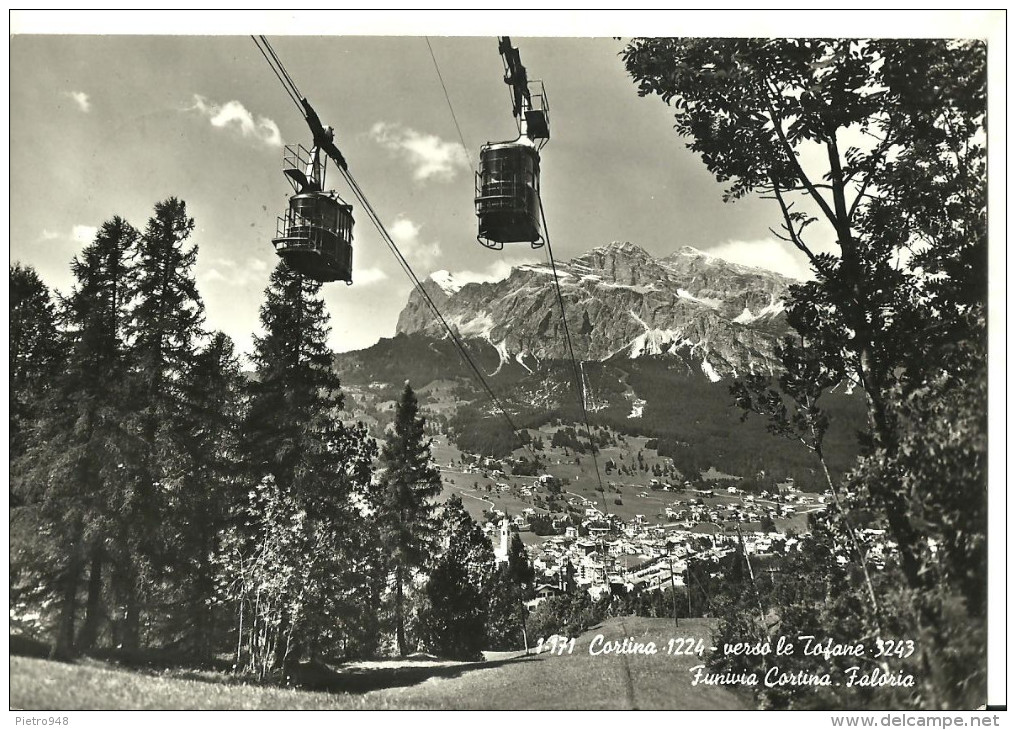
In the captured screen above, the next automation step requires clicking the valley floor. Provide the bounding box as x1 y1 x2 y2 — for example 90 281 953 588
10 617 751 711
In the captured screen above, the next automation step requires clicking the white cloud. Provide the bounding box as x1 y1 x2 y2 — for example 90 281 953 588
706 238 815 281
353 266 388 286
190 95 282 147
72 225 98 244
390 215 441 267
452 258 536 286
370 122 469 182
38 225 97 245
199 256 273 287
390 217 420 243
66 91 90 112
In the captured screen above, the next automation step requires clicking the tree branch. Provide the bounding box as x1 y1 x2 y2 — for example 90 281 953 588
770 176 833 279
848 115 899 221
757 75 840 229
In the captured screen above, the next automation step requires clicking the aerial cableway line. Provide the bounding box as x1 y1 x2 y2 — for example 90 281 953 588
454 36 609 513
250 35 538 463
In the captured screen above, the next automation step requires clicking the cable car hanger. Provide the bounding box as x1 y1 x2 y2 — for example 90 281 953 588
475 36 550 251
253 35 354 284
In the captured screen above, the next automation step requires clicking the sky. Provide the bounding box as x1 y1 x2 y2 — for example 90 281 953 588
8 11 1004 359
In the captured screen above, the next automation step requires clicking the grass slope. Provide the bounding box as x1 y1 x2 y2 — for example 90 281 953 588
10 617 751 710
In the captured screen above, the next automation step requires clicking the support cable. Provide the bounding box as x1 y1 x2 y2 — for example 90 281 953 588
258 35 304 101
340 168 539 464
537 190 609 516
251 36 305 118
251 34 540 465
424 37 474 169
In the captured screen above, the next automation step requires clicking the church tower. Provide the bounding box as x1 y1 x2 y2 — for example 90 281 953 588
495 518 510 563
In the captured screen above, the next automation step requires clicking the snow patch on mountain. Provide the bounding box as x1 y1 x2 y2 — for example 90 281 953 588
489 339 511 376
429 270 464 296
518 264 568 278
450 312 495 339
515 351 533 374
676 288 722 308
733 307 755 325
732 295 786 324
701 359 722 382
626 309 687 358
598 281 658 294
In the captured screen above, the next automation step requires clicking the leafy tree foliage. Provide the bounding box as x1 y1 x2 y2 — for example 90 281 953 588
526 591 608 641
418 498 494 660
624 38 987 708
215 475 316 679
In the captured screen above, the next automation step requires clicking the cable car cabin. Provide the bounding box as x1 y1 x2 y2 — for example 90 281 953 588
272 191 354 283
475 141 543 249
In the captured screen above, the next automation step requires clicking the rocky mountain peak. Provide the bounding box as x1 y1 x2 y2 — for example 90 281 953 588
396 241 794 380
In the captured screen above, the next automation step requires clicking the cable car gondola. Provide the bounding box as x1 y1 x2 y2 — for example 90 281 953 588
253 34 355 284
272 141 354 283
475 36 550 250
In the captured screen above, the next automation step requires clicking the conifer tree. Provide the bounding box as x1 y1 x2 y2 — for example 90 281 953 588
9 264 64 482
486 531 535 651
230 261 375 666
376 382 441 656
439 496 496 590
171 331 245 652
14 218 138 658
119 197 205 651
9 264 66 646
245 262 347 496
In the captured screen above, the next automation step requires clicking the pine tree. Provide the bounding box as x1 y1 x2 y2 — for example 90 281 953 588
9 264 64 483
376 382 442 656
9 264 65 645
14 217 138 659
171 331 245 652
419 558 486 660
486 532 535 651
245 262 346 496
118 197 205 651
229 261 375 667
439 496 496 591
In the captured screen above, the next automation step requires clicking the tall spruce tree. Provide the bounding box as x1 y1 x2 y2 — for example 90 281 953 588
10 264 64 484
119 197 205 651
13 218 138 658
486 531 536 651
376 382 441 656
233 261 375 666
245 262 346 496
171 331 245 652
9 264 65 644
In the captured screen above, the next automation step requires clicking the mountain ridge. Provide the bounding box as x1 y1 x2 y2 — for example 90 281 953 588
395 241 795 380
